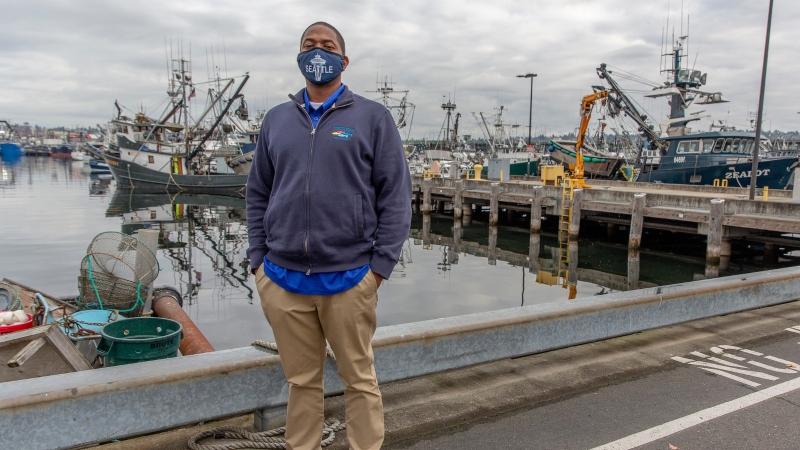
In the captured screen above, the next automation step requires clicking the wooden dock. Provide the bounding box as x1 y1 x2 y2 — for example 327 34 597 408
412 176 800 266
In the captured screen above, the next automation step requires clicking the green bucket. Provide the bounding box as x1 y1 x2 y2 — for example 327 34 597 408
97 317 183 367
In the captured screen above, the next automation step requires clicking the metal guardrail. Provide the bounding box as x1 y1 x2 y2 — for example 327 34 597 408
3 267 800 449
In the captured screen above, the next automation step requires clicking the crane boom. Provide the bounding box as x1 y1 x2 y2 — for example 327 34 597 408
597 63 665 160
570 89 608 188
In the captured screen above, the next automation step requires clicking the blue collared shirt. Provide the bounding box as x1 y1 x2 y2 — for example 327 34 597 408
263 84 369 295
303 84 346 128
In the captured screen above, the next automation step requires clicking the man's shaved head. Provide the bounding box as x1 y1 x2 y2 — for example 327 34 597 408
301 22 346 56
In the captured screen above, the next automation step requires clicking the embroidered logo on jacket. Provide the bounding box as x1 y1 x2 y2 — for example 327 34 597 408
332 126 354 140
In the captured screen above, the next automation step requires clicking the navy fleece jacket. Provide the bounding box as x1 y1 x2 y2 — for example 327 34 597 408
246 86 412 280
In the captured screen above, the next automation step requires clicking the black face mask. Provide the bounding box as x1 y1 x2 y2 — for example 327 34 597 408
297 47 344 85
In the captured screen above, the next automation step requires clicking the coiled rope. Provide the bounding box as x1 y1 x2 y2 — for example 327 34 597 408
187 420 345 450
185 342 343 449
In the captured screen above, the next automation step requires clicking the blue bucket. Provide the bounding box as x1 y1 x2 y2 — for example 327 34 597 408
58 309 126 341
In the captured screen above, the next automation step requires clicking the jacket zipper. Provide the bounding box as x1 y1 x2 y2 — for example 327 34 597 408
292 97 354 275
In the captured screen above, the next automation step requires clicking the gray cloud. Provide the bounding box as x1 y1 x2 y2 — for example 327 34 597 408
1 0 797 137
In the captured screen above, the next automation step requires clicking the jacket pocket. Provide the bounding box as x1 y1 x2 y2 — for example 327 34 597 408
355 194 364 239
264 192 306 256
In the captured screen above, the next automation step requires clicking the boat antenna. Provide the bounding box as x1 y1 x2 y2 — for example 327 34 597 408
686 9 689 62
660 23 665 74
164 37 171 91
223 37 228 80
206 42 211 82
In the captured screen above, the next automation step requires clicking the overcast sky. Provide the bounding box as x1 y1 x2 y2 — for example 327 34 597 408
1 0 797 139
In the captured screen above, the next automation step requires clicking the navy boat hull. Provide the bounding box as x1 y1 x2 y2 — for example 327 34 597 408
103 154 248 195
636 156 795 189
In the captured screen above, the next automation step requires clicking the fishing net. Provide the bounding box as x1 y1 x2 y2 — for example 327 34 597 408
77 232 159 317
0 281 22 311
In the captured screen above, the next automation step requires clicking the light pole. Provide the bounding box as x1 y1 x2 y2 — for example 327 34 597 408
749 0 774 200
517 73 537 146
517 73 537 176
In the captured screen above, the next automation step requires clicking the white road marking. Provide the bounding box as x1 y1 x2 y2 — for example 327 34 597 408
721 353 746 361
764 355 800 368
698 368 761 388
784 327 800 334
707 357 745 368
748 360 797 374
671 356 694 364
690 351 709 358
673 359 779 381
590 376 800 450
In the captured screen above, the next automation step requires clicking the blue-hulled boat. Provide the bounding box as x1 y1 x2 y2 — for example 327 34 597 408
89 159 111 173
0 143 23 160
596 25 797 189
633 131 795 188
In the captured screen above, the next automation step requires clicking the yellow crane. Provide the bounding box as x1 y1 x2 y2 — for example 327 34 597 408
568 89 608 189
555 89 608 300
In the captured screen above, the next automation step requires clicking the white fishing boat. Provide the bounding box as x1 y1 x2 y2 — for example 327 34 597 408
104 50 251 193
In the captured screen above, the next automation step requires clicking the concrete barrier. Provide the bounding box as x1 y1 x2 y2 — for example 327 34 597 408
3 267 800 449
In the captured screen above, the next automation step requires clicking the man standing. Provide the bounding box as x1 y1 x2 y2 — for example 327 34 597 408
246 22 412 450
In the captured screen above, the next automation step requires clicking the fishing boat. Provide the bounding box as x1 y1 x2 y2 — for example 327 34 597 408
104 53 251 193
595 24 797 188
226 112 263 175
472 106 538 177
49 145 73 159
546 140 622 178
88 159 111 173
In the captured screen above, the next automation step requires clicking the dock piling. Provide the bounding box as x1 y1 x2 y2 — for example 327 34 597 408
706 199 725 264
454 180 464 219
453 218 462 253
488 226 498 265
568 240 579 287
569 189 583 240
720 238 732 271
422 178 432 215
794 168 800 203
530 186 543 234
629 193 646 250
422 214 431 249
489 183 500 225
529 233 541 273
764 243 779 264
627 250 640 291
607 223 618 239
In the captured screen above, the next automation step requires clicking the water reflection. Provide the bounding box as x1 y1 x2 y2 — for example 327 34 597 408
106 191 254 305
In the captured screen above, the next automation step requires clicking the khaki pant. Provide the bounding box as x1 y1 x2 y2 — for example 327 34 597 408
256 268 384 450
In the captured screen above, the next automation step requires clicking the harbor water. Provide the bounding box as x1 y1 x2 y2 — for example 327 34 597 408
1 157 797 350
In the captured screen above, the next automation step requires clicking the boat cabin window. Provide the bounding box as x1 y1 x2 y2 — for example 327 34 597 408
701 140 713 153
744 140 755 155
676 140 700 154
722 138 733 153
712 139 725 153
731 139 742 153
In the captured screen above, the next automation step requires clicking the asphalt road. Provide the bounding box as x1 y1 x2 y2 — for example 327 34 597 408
388 322 800 450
